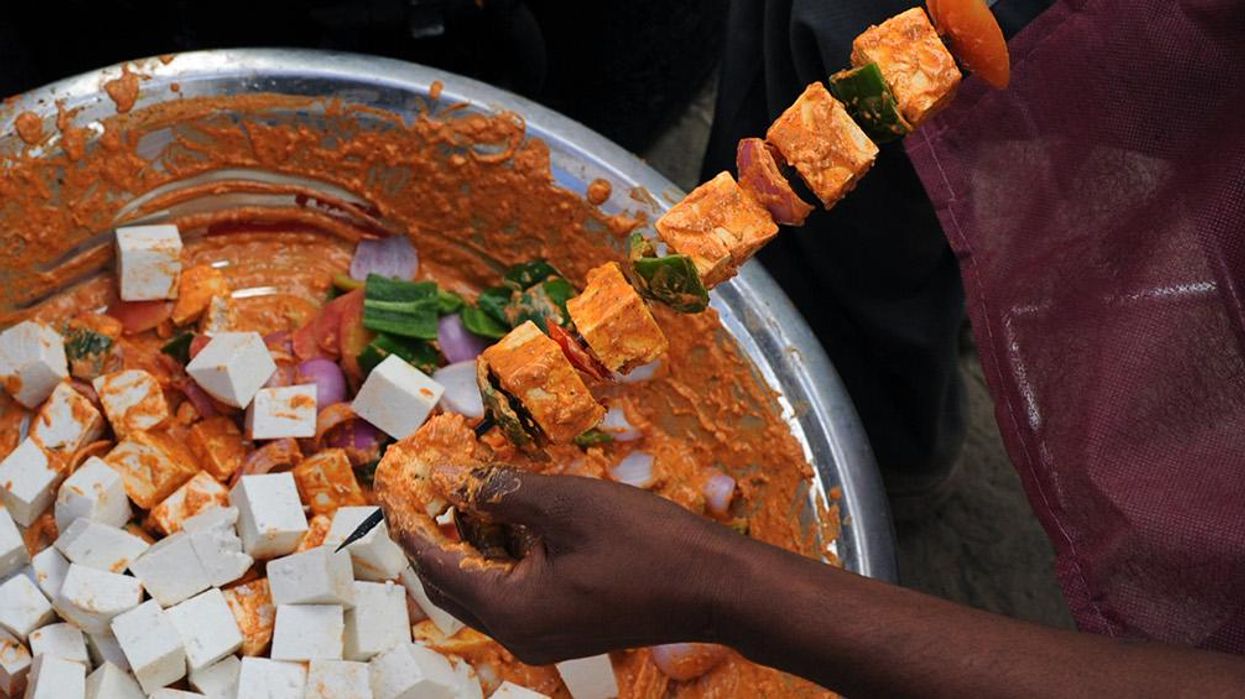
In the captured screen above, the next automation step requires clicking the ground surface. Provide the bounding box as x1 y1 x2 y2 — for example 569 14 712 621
641 79 1075 630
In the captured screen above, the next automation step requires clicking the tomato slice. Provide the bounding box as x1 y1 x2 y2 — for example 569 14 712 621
336 289 373 385
927 0 1010 89
547 323 612 382
108 300 173 335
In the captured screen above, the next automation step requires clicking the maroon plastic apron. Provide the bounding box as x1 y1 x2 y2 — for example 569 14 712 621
906 0 1245 652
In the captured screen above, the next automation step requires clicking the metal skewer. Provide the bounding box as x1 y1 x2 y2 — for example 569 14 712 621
336 416 497 551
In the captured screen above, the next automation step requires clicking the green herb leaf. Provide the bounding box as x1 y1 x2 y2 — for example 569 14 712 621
358 333 443 376
476 286 515 327
573 429 614 447
437 289 465 316
363 275 440 340
503 260 562 290
160 332 195 365
461 306 509 340
65 328 114 363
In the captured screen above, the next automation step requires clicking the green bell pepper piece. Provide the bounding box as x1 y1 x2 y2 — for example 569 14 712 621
829 63 911 144
160 332 194 365
363 275 440 340
632 254 710 314
503 260 562 290
358 333 443 376
461 306 509 340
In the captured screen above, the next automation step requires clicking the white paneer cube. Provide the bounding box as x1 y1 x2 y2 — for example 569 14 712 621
369 643 459 699
54 518 149 573
236 657 306 699
115 224 183 302
86 661 144 699
55 564 143 635
0 438 61 526
0 574 53 641
150 689 207 699
30 381 104 454
166 589 243 671
351 355 444 439
185 333 276 409
92 370 169 436
188 655 240 699
182 506 253 587
229 474 308 560
556 655 619 699
247 384 317 440
29 547 68 601
267 545 354 607
451 658 483 699
0 627 32 696
493 681 552 699
28 622 88 664
148 472 229 536
0 507 29 578
129 532 211 607
270 604 344 662
109 600 186 693
344 581 409 662
0 321 68 409
24 653 86 699
399 567 463 638
85 631 129 671
54 456 132 531
327 507 407 582
306 659 372 699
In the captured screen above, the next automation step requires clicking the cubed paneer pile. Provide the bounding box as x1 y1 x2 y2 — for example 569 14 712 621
654 171 779 288
850 7 962 128
566 262 669 374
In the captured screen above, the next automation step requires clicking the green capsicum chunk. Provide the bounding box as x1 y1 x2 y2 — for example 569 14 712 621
362 275 440 340
160 332 195 366
509 277 575 332
476 286 515 327
503 260 562 290
460 306 509 340
573 429 614 448
475 358 539 451
357 333 443 376
829 63 911 144
633 254 710 314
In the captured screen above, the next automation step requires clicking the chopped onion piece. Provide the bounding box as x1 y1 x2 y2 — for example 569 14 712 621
349 235 419 281
611 451 655 489
438 314 489 364
297 358 348 409
434 361 484 419
614 360 661 384
703 469 736 517
599 404 642 442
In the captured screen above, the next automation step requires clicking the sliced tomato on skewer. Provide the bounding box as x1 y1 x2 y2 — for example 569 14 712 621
927 0 1010 89
547 323 612 382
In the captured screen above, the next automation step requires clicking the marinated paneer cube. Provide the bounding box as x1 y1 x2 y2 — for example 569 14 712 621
104 430 199 510
171 264 228 326
54 456 132 532
30 381 103 455
148 471 229 536
247 385 318 440
187 416 247 482
851 7 962 127
0 627 32 697
92 369 170 436
566 262 668 374
766 82 879 209
223 578 276 657
115 224 183 302
654 172 779 288
199 295 239 335
481 321 605 444
292 449 367 517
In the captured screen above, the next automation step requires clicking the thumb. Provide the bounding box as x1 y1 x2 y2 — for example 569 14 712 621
440 466 576 532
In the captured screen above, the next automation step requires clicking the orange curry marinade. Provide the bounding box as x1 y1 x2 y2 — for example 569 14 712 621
0 79 839 698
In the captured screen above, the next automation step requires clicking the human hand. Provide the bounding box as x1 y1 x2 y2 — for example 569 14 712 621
395 467 743 665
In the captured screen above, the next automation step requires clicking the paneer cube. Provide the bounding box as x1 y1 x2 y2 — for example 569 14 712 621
247 384 317 440
0 507 29 578
0 628 32 697
54 456 132 531
104 430 199 510
566 262 668 373
166 589 244 671
0 321 68 409
129 532 212 606
24 653 85 699
267 545 355 607
30 381 103 454
370 643 460 699
481 321 605 444
399 567 463 639
198 295 239 335
297 514 332 552
293 449 366 517
306 659 371 699
270 604 344 661
235 657 305 699
188 655 240 699
54 564 142 635
352 355 445 440
493 681 552 699
182 506 253 587
556 654 620 699
150 689 207 699
28 622 88 664
109 600 187 694
28 547 66 601
115 224 183 301
222 579 276 657
92 369 169 435
0 574 54 641
86 661 145 699
187 416 247 482
452 660 485 699
0 438 62 526
654 172 779 288
171 264 229 326
185 332 276 409
325 507 406 582
344 581 410 661
766 82 879 208
850 7 962 127
148 471 229 536
54 518 150 573
229 473 309 560
84 631 129 672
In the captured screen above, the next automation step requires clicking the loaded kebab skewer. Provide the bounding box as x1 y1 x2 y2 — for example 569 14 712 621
349 4 1011 550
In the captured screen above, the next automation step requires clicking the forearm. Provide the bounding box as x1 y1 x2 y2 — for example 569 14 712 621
704 535 1245 698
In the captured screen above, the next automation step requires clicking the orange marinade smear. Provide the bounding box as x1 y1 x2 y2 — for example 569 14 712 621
0 88 838 698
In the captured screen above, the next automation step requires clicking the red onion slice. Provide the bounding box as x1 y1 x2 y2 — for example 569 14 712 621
599 404 642 442
702 469 737 517
610 451 655 489
297 358 348 409
432 361 484 419
349 236 419 281
438 314 490 364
